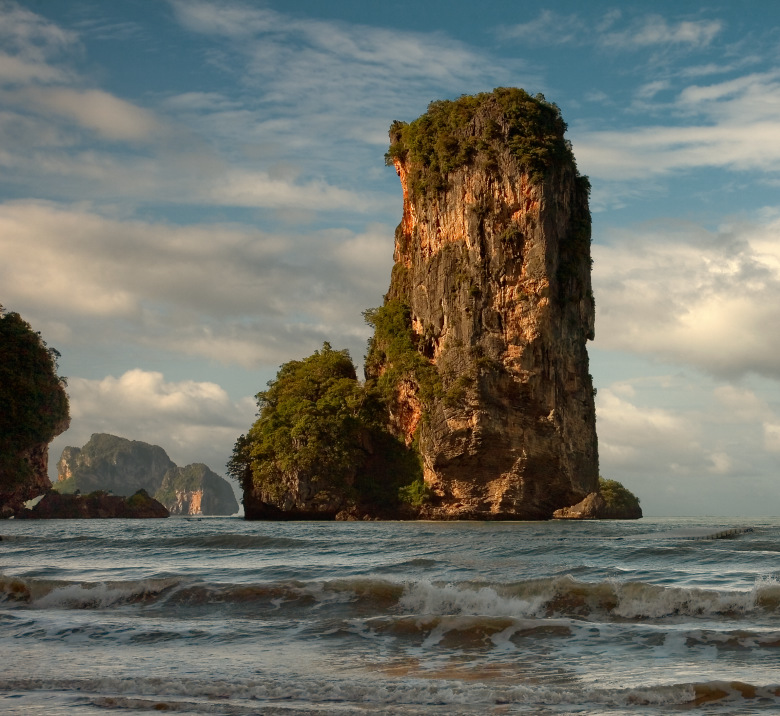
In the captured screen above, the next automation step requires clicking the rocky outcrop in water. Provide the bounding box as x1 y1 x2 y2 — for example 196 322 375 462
157 463 238 516
56 434 237 516
553 478 642 520
0 308 70 518
18 489 169 519
234 88 604 521
552 492 605 519
367 88 599 519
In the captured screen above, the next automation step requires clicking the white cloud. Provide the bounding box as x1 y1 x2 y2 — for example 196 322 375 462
636 80 670 99
0 1 521 214
0 201 391 370
171 0 499 88
497 11 585 45
17 87 163 141
601 16 722 49
0 131 371 211
592 216 780 379
499 11 722 52
168 0 525 165
713 385 773 423
597 387 700 467
707 451 732 474
0 1 77 82
49 369 256 479
208 168 369 211
764 424 780 453
169 1 276 38
574 72 780 181
595 375 780 515
0 50 67 84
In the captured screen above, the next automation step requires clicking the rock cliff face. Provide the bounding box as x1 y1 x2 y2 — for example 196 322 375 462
156 463 238 516
56 434 237 516
367 89 599 519
56 433 175 496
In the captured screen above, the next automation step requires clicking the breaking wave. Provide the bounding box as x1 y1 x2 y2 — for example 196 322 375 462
3 571 779 620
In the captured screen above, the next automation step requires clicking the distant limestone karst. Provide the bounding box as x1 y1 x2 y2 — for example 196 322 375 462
56 433 238 516
235 88 628 520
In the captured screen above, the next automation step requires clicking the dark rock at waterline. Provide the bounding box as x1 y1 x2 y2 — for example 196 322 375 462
17 489 169 519
553 482 643 520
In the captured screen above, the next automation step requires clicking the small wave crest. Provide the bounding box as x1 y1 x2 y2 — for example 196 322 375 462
1 675 778 711
400 574 780 620
1 533 310 550
157 534 310 550
0 573 183 609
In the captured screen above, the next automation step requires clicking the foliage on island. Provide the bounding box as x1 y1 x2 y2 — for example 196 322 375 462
599 477 642 519
0 305 69 497
229 343 426 518
385 87 584 197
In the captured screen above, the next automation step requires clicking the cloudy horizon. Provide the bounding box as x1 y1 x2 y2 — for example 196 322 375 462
2 0 779 516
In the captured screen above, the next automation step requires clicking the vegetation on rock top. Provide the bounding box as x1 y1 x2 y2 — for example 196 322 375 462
599 477 642 518
385 87 580 197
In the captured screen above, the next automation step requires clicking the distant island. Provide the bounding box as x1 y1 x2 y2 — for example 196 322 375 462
55 433 238 516
230 88 641 521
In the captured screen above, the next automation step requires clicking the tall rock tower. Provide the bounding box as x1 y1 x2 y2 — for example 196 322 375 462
366 88 598 519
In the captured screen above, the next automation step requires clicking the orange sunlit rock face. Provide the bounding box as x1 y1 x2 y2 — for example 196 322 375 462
372 96 599 519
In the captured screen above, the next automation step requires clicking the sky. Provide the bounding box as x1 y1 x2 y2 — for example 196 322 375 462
1 0 779 516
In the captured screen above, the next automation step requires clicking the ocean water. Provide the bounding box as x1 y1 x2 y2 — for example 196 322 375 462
2 516 780 715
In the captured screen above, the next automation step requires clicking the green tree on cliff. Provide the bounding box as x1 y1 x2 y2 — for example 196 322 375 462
229 342 424 516
0 306 70 497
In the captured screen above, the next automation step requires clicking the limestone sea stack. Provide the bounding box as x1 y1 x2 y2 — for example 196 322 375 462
366 88 599 519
